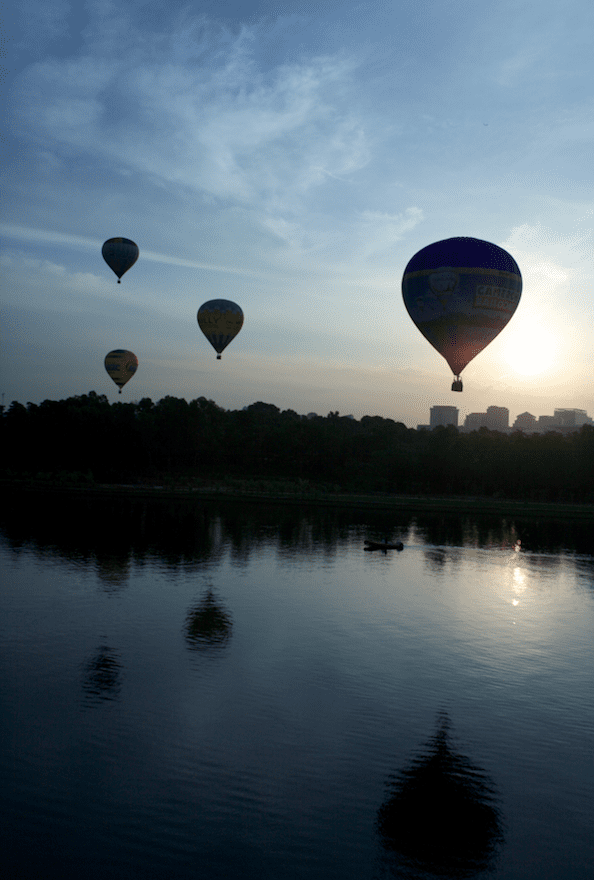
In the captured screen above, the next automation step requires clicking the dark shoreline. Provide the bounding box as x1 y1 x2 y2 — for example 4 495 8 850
3 479 593 520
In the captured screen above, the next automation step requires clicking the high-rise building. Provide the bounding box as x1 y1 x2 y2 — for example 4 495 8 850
464 412 489 431
429 406 458 429
486 406 509 431
538 415 557 430
513 412 536 431
554 409 589 426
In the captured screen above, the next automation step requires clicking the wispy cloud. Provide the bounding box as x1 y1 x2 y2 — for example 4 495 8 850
496 42 549 88
499 222 594 330
357 208 424 257
0 223 275 280
12 12 369 217
14 0 70 52
1 224 99 251
502 221 593 279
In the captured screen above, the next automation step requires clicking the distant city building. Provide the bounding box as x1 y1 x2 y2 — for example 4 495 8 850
430 406 458 429
463 407 509 432
554 408 589 427
486 406 509 431
416 424 430 431
459 406 593 434
464 412 489 431
531 409 594 432
513 412 537 431
538 415 558 430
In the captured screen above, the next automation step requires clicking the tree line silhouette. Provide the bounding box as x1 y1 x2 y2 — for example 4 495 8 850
2 392 593 502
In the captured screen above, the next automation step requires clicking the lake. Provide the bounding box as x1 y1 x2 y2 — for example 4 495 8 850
1 492 593 879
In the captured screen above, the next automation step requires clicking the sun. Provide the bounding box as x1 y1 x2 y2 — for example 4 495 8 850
502 325 557 375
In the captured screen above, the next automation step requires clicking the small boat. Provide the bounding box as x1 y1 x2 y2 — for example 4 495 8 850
364 540 404 552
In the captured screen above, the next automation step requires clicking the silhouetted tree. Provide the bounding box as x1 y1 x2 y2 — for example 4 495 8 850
2 393 593 502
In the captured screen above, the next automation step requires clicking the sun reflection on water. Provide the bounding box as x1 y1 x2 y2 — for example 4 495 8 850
513 567 527 596
509 564 528 610
509 542 526 609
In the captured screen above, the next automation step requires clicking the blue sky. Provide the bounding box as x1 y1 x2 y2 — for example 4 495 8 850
2 0 593 425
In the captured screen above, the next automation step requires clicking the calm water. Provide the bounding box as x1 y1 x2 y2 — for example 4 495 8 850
1 494 593 879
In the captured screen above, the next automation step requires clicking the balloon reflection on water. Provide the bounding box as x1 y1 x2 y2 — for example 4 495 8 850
81 646 123 705
377 713 503 878
184 589 233 653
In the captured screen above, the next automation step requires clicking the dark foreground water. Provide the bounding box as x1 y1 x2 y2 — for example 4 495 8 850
1 493 593 879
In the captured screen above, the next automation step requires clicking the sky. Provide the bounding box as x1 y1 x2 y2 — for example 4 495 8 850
1 0 593 427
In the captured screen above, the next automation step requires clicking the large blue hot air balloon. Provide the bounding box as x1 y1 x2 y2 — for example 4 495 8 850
402 237 522 391
197 299 244 359
102 238 139 283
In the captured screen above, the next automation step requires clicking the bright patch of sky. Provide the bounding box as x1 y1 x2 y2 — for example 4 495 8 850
2 0 593 425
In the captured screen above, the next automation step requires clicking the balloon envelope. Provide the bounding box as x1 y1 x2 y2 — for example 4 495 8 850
402 237 522 385
104 350 138 393
197 299 244 359
102 238 139 282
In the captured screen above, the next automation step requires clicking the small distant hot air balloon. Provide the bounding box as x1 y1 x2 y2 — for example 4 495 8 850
104 350 138 394
402 237 522 391
197 299 244 360
102 238 139 283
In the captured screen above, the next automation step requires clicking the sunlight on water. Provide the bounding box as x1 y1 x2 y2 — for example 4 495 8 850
1 496 593 879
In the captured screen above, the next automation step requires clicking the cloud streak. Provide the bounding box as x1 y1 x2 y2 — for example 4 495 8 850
12 14 370 216
0 223 274 281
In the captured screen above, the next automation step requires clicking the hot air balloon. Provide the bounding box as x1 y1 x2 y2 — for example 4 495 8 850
197 299 244 359
402 237 522 391
104 350 138 394
102 238 139 283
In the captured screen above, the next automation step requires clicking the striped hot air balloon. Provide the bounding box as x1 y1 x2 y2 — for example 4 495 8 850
104 350 138 394
102 238 139 283
402 237 522 391
197 299 244 360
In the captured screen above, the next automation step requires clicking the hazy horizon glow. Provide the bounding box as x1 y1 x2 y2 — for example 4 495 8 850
2 1 592 426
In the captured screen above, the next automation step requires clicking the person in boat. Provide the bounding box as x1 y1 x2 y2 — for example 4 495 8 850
364 538 404 551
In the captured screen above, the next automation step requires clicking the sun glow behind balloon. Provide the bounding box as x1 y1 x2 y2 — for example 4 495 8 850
503 325 557 375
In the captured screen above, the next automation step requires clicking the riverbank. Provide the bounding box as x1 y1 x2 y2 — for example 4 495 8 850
3 478 593 520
